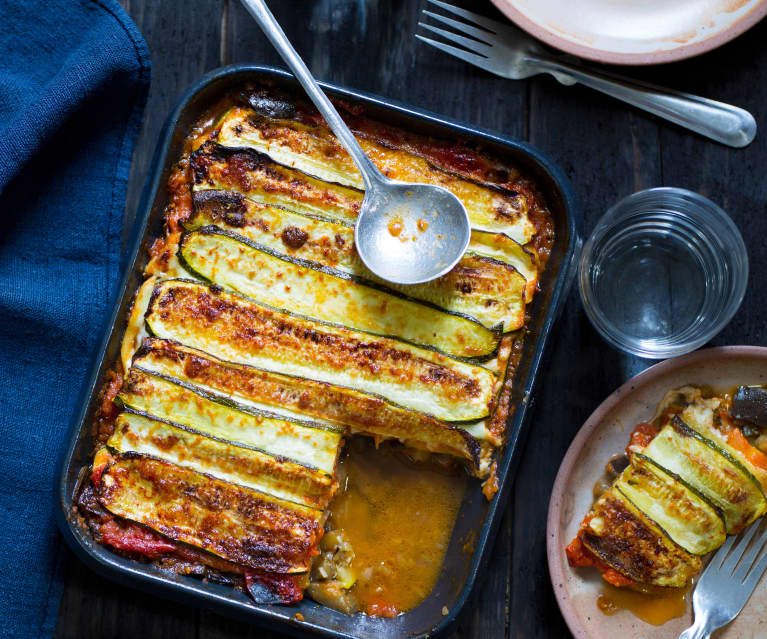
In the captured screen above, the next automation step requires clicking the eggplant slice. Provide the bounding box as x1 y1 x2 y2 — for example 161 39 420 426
732 385 767 429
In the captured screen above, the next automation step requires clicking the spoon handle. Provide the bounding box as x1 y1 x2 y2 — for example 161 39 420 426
529 56 756 148
239 0 381 188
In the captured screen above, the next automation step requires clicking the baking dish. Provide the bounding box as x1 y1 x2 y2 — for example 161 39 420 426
56 64 580 638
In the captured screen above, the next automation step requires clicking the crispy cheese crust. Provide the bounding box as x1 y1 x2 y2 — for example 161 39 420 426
580 489 701 588
134 338 482 465
145 279 498 422
99 455 323 573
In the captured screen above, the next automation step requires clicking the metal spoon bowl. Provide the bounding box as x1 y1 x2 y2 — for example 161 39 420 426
240 0 471 285
356 178 469 284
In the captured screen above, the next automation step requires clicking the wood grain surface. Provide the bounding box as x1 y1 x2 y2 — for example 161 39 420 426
55 1 767 638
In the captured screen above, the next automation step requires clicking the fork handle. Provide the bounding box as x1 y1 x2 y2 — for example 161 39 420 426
678 612 713 639
238 0 383 189
530 57 756 148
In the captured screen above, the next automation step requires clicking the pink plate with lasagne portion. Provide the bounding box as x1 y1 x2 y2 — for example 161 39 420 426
547 346 767 638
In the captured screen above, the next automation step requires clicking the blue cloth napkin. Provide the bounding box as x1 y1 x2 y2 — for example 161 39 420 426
0 1 150 637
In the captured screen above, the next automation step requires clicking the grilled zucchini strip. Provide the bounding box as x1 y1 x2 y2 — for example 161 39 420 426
192 141 359 224
681 399 767 489
190 185 536 292
642 418 766 534
132 338 485 465
616 454 725 555
214 108 361 188
108 412 336 509
466 229 538 301
215 108 536 242
580 488 701 588
118 367 343 474
98 455 323 573
120 276 157 373
144 280 498 422
188 190 527 331
179 228 499 358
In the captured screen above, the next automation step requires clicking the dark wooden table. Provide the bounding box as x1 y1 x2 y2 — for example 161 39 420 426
55 2 767 638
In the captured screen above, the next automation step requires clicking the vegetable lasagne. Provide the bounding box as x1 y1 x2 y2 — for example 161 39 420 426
75 86 555 610
567 386 767 592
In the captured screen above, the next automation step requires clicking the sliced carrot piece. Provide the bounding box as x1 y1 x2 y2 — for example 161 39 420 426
727 427 767 472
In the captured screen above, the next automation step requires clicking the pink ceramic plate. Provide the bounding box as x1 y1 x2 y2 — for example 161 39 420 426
491 0 767 65
547 346 767 639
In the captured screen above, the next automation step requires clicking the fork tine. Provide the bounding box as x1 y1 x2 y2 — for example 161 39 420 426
721 521 762 575
426 0 505 35
415 34 492 69
711 533 737 572
418 23 493 57
733 522 767 582
421 10 494 44
743 535 767 591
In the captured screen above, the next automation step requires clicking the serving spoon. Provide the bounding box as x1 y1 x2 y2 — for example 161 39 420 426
240 0 471 285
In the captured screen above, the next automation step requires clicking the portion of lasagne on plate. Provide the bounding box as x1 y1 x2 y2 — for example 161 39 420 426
75 86 554 614
567 386 767 593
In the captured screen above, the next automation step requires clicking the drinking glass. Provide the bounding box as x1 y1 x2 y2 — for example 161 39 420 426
579 187 748 359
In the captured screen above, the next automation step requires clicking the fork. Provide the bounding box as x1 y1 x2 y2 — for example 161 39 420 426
416 0 756 148
679 518 767 638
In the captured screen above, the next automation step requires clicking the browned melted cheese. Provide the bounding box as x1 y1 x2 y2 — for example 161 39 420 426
134 339 481 465
157 289 460 388
99 456 323 572
581 492 701 588
145 281 497 422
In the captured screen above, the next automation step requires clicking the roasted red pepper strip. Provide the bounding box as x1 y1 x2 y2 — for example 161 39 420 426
599 564 636 588
97 513 304 603
99 519 177 558
245 569 304 604
565 536 594 567
90 463 107 488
